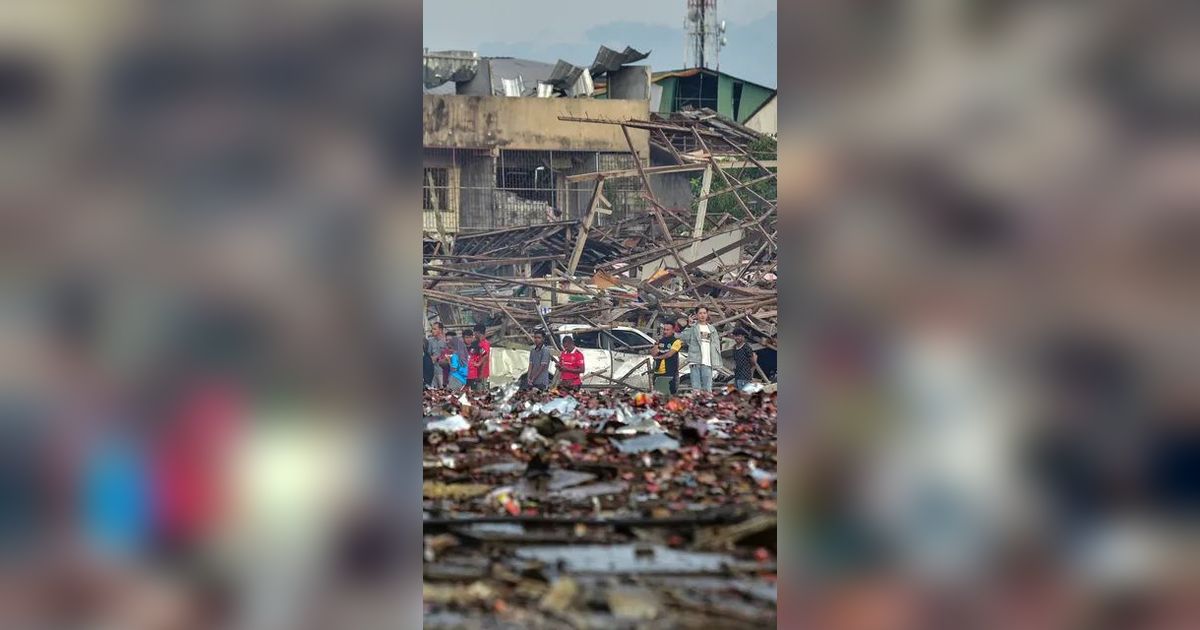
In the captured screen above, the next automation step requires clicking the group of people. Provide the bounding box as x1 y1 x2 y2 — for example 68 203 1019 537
650 306 759 395
424 306 761 396
422 322 492 392
523 331 585 391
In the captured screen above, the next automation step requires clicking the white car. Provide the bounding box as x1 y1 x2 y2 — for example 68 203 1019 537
517 324 733 389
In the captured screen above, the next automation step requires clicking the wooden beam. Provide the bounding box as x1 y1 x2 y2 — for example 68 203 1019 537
482 283 537 344
564 163 708 182
621 125 713 314
566 177 606 278
694 173 776 203
712 158 778 169
693 129 776 249
427 170 453 253
690 164 713 258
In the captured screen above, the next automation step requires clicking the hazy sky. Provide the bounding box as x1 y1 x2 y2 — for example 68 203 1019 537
424 0 777 88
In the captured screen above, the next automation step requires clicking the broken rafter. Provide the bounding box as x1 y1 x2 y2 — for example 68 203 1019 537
620 124 709 312
423 274 594 297
692 129 777 250
566 177 607 278
482 282 537 344
694 172 776 203
564 162 707 182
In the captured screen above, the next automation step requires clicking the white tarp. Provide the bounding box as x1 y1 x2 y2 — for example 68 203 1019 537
488 347 530 385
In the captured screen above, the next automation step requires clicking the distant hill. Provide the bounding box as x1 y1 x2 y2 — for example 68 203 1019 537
473 11 777 89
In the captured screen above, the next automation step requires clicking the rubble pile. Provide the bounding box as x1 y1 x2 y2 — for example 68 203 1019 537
423 386 777 628
424 113 777 356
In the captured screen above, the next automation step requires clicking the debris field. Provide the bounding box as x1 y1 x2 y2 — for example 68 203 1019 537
423 383 778 629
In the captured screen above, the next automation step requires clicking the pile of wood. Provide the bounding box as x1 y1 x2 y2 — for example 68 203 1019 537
424 112 777 354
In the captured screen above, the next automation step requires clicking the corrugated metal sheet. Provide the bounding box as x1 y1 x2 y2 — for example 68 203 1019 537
501 76 525 97
423 50 479 89
590 46 650 76
571 69 594 97
548 60 584 89
486 58 556 95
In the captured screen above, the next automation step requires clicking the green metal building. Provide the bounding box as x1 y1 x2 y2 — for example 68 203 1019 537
598 67 776 126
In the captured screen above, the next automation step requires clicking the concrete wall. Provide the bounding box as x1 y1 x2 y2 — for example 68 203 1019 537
607 66 651 100
424 95 650 154
649 171 697 212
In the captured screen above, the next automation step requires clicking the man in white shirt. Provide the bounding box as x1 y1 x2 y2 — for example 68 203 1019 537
680 306 722 392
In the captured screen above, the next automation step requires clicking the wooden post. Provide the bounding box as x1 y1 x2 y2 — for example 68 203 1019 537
620 125 710 310
427 170 452 253
690 165 713 259
566 177 606 278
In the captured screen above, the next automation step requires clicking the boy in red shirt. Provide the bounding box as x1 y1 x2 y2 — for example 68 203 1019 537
553 334 585 390
471 323 491 392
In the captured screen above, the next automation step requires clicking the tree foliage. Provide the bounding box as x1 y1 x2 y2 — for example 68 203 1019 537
689 136 777 220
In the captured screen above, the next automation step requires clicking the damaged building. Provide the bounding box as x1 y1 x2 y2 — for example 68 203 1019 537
422 47 660 233
596 66 777 136
422 44 777 368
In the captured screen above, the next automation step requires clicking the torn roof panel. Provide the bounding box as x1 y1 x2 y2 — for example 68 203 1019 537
423 50 479 89
483 58 557 95
590 46 650 76
548 60 584 88
648 108 773 158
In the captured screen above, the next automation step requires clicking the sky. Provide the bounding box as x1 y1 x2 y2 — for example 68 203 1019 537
423 0 777 88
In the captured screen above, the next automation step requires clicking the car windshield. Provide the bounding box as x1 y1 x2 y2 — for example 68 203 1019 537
562 330 601 349
606 329 651 353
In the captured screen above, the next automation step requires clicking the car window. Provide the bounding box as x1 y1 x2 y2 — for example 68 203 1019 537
606 330 651 352
564 331 601 349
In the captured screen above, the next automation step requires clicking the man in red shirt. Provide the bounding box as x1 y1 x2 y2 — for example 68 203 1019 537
471 323 491 392
553 334 585 390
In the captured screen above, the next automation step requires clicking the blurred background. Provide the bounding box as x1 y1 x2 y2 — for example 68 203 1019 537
0 1 424 628
779 0 1199 628
2 0 1197 628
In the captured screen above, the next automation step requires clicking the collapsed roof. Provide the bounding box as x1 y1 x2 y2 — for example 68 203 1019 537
423 50 480 89
423 45 650 98
649 108 774 162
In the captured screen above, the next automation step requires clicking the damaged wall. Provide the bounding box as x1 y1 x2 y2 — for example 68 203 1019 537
649 172 697 212
424 95 650 154
606 65 652 101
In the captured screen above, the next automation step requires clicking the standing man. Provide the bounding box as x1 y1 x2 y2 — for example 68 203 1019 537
553 334 585 391
472 323 492 392
680 306 722 393
427 322 448 389
650 321 683 396
525 331 552 391
732 328 758 391
674 316 689 395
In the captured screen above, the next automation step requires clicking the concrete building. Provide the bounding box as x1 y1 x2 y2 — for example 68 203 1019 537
423 94 652 233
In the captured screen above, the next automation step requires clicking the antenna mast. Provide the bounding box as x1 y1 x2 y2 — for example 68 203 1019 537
684 0 726 70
